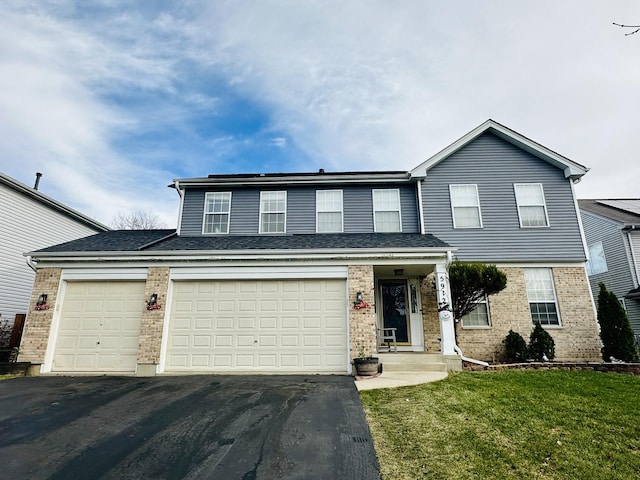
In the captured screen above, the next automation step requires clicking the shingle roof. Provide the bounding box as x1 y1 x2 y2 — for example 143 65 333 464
32 231 451 254
578 199 640 225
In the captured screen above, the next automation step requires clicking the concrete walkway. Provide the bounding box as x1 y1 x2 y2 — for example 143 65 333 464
354 371 449 391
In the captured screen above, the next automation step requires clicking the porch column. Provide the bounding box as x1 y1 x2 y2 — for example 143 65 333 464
435 262 456 355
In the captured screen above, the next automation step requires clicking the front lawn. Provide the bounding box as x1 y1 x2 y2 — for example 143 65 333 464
360 370 640 479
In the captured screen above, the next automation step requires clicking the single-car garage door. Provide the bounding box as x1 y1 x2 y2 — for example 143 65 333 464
166 279 347 373
53 281 145 373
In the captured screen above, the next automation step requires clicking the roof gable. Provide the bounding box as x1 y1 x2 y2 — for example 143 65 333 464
410 119 589 181
0 172 109 231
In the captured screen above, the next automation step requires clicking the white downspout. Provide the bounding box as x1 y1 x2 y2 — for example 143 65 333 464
417 180 425 235
26 255 37 272
174 180 185 235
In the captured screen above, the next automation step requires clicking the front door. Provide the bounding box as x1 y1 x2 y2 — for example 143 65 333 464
380 281 410 343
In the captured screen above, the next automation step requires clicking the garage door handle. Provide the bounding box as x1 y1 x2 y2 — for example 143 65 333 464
96 341 100 345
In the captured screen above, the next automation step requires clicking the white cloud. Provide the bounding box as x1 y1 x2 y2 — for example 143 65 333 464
0 0 639 236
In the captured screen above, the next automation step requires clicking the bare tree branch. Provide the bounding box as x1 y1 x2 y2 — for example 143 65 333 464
613 22 640 36
111 209 166 229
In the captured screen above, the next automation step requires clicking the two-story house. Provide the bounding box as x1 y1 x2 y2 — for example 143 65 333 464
18 120 601 376
579 199 640 341
0 172 108 340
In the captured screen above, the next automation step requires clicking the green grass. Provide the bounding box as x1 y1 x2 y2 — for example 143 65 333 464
360 370 640 480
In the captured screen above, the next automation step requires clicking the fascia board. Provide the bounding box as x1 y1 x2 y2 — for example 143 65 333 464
174 173 412 187
410 119 589 180
28 247 456 263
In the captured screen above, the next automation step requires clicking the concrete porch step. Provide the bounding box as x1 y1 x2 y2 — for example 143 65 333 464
376 353 448 373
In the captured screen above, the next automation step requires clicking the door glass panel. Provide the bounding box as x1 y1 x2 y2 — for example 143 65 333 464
381 281 409 343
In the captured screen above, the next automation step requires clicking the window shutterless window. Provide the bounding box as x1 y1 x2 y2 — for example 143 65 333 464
203 192 231 234
316 190 343 233
259 191 286 233
514 183 549 227
586 241 608 276
461 299 490 327
372 189 402 232
449 184 482 228
524 268 560 326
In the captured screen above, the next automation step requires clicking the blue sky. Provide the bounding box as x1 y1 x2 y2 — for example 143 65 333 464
1 1 639 228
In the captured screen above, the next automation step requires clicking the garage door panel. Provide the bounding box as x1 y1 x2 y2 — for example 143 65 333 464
166 279 347 373
53 281 144 373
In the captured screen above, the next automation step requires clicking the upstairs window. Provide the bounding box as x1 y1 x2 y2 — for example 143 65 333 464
514 183 549 227
373 189 402 232
203 192 231 234
586 241 608 276
316 190 343 233
524 268 560 326
449 184 482 228
260 191 286 233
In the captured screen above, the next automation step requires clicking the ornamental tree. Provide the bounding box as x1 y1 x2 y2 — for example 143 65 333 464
597 282 639 362
448 261 507 322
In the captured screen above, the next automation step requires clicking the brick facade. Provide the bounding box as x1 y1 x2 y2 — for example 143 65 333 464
348 265 376 359
453 266 601 362
137 267 170 365
19 268 61 364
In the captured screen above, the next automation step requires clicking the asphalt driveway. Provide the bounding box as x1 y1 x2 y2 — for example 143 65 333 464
0 375 380 480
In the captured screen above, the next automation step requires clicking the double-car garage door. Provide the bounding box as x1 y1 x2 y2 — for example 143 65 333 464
52 278 348 374
165 279 347 373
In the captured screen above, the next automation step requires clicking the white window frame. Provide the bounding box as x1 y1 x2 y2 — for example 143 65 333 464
514 183 550 228
259 191 287 233
524 268 561 326
316 190 343 233
372 189 402 232
202 192 232 234
586 241 608 276
449 184 483 229
461 297 491 328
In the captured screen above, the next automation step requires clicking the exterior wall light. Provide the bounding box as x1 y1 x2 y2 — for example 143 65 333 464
146 293 161 310
35 293 50 311
353 291 369 309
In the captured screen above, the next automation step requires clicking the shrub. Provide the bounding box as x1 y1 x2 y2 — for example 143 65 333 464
503 330 528 363
528 322 555 361
597 283 639 362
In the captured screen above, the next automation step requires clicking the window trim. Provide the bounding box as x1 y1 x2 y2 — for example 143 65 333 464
514 183 550 228
202 191 232 235
524 267 561 327
460 297 491 329
316 189 344 233
372 188 402 233
259 191 287 234
449 184 483 229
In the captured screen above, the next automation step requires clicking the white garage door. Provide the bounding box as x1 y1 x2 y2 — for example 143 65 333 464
53 281 145 372
166 279 347 373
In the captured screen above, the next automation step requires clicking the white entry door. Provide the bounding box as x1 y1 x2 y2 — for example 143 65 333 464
165 279 347 373
53 281 145 372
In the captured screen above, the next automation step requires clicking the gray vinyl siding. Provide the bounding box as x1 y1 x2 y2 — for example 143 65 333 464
180 184 419 235
625 298 640 335
422 132 586 262
581 210 639 333
0 184 101 323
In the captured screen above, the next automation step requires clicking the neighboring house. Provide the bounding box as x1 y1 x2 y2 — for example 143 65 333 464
19 120 601 376
0 172 108 331
579 199 640 339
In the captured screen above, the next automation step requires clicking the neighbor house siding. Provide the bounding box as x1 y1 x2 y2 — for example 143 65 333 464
180 184 420 235
580 211 637 303
0 185 101 323
421 132 586 262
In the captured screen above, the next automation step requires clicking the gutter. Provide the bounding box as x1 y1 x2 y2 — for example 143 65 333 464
624 225 640 286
